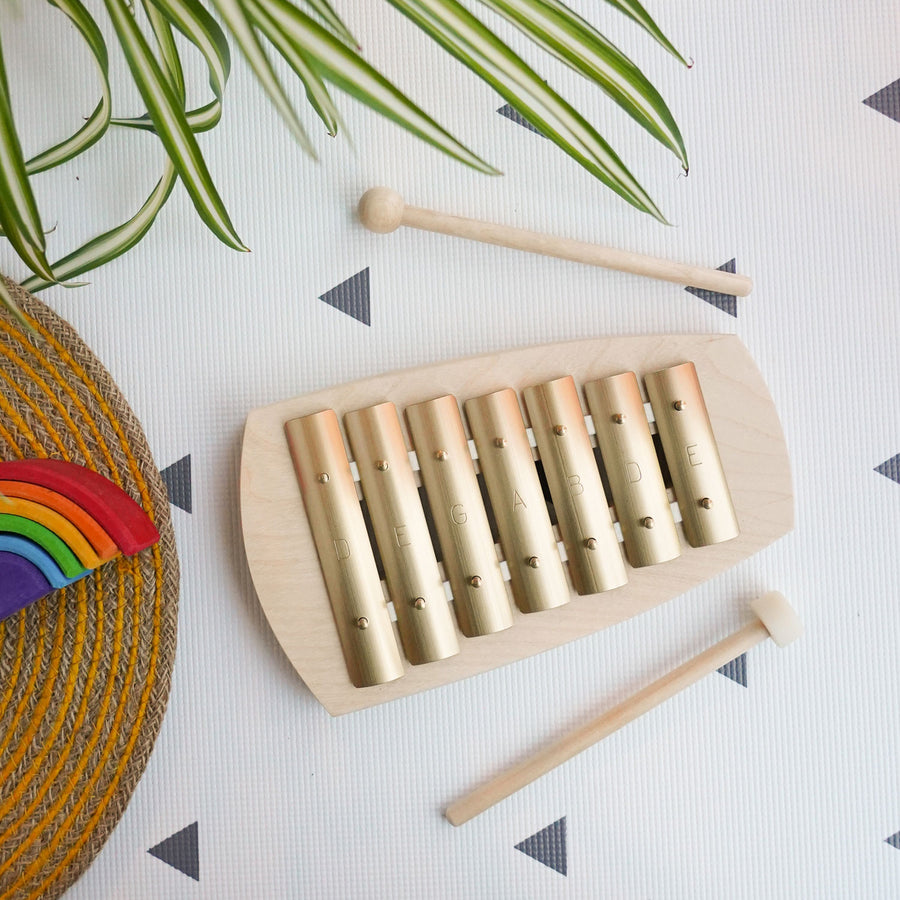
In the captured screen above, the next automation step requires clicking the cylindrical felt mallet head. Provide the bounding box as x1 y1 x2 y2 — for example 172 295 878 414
750 591 804 647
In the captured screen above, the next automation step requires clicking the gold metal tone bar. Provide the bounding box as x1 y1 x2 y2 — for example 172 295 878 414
405 396 513 636
584 372 681 568
523 377 627 595
284 410 404 687
644 362 740 548
344 402 460 664
464 389 569 613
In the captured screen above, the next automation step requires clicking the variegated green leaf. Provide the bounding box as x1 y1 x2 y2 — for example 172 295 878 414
603 0 688 66
211 0 317 156
26 0 111 174
477 0 687 169
246 0 342 136
0 34 57 281
103 0 247 250
389 0 666 219
114 0 230 133
250 0 499 174
299 0 358 48
22 162 178 292
0 275 30 329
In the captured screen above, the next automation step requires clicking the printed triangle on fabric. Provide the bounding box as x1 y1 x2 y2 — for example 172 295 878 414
875 454 900 486
886 830 900 850
863 79 900 124
320 268 371 326
685 259 739 317
515 815 567 876
497 103 545 137
148 821 199 881
161 455 192 514
717 653 748 687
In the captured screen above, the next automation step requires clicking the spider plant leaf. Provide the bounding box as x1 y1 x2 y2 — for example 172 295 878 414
0 35 57 281
245 0 343 136
249 0 499 174
22 162 179 292
389 0 666 220
476 0 687 169
602 0 688 66
210 0 317 157
103 0 247 250
143 0 186 95
0 276 31 329
25 0 111 175
114 0 230 133
299 0 358 49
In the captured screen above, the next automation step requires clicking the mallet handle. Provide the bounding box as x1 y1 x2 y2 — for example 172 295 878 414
401 205 753 297
445 619 769 826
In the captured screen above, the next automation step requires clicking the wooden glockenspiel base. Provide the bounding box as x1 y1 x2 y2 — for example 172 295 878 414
239 335 793 716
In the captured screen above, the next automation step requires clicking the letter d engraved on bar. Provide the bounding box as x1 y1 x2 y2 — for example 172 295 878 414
285 410 404 687
644 362 739 548
465 388 569 612
524 376 626 595
406 395 512 636
584 372 681 568
345 402 460 664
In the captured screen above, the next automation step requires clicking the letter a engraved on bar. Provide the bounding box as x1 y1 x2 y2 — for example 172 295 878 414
625 460 642 483
513 491 527 511
567 474 584 496
394 524 411 547
450 504 467 525
686 444 702 466
334 538 351 560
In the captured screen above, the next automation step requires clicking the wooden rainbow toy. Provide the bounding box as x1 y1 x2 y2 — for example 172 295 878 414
241 335 794 716
0 458 160 620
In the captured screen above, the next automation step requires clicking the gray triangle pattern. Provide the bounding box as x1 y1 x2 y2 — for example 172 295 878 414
717 653 748 687
320 268 371 325
863 79 900 123
161 455 192 513
148 821 199 881
515 816 567 876
875 454 900 485
886 831 900 849
685 259 738 317
497 103 545 137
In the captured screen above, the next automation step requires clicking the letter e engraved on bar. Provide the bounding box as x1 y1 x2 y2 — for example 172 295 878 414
513 491 527 511
450 504 467 525
567 474 584 497
625 460 642 483
686 444 702 467
334 538 351 560
394 524 411 547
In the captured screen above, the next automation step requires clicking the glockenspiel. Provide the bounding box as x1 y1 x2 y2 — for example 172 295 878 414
239 335 793 715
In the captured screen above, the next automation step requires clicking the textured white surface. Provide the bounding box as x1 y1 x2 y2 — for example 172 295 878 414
4 0 900 896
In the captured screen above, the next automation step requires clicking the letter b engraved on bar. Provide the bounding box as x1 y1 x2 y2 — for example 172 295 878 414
567 474 584 497
450 503 468 525
333 538 351 560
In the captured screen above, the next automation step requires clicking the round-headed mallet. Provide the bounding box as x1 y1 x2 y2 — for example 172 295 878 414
358 187 753 297
445 591 802 826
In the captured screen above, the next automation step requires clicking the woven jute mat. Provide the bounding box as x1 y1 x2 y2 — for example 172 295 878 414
0 280 179 899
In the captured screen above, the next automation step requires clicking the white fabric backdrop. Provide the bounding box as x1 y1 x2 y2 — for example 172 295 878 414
4 0 900 895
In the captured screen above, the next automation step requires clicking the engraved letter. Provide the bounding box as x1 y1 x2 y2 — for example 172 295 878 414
686 443 702 467
625 460 642 483
333 538 350 560
394 524 411 547
567 474 584 497
513 490 527 511
450 503 467 525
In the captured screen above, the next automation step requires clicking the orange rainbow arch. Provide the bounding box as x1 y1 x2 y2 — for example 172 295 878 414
0 459 160 621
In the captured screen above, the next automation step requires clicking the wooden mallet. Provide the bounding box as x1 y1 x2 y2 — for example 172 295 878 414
445 591 802 826
358 187 753 297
